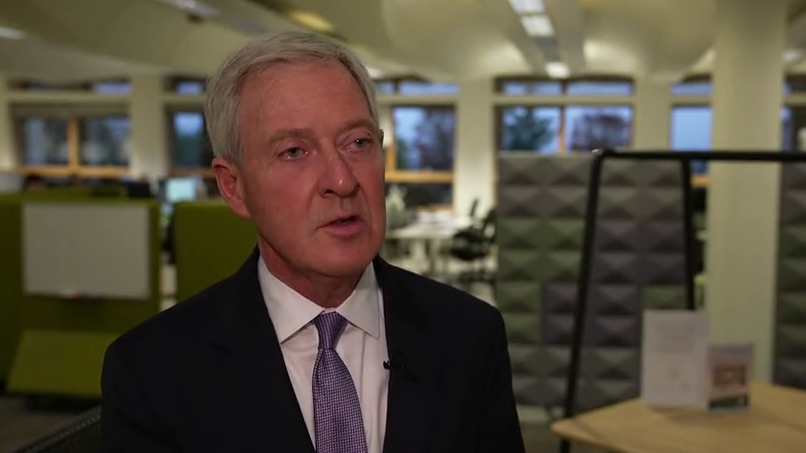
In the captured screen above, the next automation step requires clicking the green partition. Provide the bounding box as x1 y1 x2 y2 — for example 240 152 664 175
2 198 162 398
0 192 90 385
174 201 256 302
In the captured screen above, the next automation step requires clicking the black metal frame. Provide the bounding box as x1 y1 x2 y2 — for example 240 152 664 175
558 149 806 453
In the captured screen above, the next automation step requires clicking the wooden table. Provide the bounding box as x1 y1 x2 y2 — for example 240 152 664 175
551 383 806 453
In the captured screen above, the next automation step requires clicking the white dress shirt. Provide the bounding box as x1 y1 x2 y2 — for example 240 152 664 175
258 259 389 453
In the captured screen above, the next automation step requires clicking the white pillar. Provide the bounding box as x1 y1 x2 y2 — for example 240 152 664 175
129 75 168 178
706 0 787 382
454 78 495 217
0 74 15 171
632 79 671 150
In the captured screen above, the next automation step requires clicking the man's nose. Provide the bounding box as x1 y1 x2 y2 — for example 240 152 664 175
318 147 359 198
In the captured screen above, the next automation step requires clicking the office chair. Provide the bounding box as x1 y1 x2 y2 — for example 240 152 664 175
468 198 479 219
447 208 496 289
10 405 102 453
123 181 155 199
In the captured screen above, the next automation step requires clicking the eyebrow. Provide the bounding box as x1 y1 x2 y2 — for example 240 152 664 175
266 118 378 147
340 118 378 134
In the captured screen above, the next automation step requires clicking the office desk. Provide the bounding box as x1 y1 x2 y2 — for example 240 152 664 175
551 383 806 453
386 223 457 276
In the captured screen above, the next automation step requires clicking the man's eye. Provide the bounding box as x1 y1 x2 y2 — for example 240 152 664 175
281 147 304 159
354 138 373 148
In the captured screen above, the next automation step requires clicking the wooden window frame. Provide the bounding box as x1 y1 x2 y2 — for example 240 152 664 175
16 117 129 178
165 107 215 177
385 104 455 184
493 103 635 155
492 103 637 200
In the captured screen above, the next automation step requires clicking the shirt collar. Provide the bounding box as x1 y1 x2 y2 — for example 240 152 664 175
257 258 381 343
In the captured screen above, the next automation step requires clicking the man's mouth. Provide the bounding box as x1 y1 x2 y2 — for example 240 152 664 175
328 215 359 226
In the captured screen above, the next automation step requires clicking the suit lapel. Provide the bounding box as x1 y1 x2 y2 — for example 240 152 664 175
375 259 444 453
207 248 314 453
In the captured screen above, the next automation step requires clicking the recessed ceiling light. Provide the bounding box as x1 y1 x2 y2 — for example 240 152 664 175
0 25 25 40
366 67 383 79
545 62 569 78
287 10 334 33
151 0 219 18
508 0 545 14
784 49 803 63
520 14 554 37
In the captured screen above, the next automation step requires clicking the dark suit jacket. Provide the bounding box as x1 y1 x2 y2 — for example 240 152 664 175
101 250 525 453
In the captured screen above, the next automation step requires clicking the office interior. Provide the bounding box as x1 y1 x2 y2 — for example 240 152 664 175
1 0 806 451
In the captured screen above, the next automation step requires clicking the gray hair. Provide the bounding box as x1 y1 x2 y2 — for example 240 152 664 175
204 31 379 164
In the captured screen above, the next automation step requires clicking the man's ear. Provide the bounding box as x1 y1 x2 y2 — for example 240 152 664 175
378 128 385 146
212 156 251 219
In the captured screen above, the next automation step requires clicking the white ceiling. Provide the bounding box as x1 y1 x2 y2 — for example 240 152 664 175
2 0 806 83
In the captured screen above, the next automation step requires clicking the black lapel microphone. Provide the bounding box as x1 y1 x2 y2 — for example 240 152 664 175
383 358 417 381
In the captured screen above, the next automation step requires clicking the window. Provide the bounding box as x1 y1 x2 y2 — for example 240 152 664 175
782 106 806 151
785 75 806 94
565 105 632 151
499 106 561 153
386 183 452 208
499 80 562 96
671 106 792 179
169 77 207 95
374 80 396 95
672 81 713 96
79 117 131 166
673 76 795 96
92 81 131 95
13 80 131 93
671 106 712 176
384 105 455 207
397 81 459 95
565 80 632 96
18 81 88 91
170 111 213 169
782 107 794 151
373 78 459 96
496 77 633 96
497 105 633 154
15 114 130 176
390 106 455 172
18 118 70 166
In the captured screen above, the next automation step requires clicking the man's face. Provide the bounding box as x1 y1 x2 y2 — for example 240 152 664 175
214 60 386 279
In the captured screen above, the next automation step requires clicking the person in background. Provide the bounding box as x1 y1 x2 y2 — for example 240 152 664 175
22 174 46 191
101 31 524 453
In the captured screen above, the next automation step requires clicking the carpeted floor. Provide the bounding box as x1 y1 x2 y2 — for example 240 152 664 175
0 396 86 453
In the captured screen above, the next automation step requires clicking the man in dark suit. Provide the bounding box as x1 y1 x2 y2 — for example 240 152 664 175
101 31 525 453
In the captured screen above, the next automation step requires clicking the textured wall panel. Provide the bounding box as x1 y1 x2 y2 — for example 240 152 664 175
497 154 687 410
775 164 806 389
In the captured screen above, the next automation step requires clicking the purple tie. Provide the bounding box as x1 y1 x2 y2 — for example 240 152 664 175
312 312 368 453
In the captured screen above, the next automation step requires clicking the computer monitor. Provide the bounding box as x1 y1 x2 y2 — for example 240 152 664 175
163 177 201 204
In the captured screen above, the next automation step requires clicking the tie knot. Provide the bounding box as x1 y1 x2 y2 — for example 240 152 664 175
313 312 347 350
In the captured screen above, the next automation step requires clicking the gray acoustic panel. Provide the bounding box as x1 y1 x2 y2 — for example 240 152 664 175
775 163 806 389
497 154 687 410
